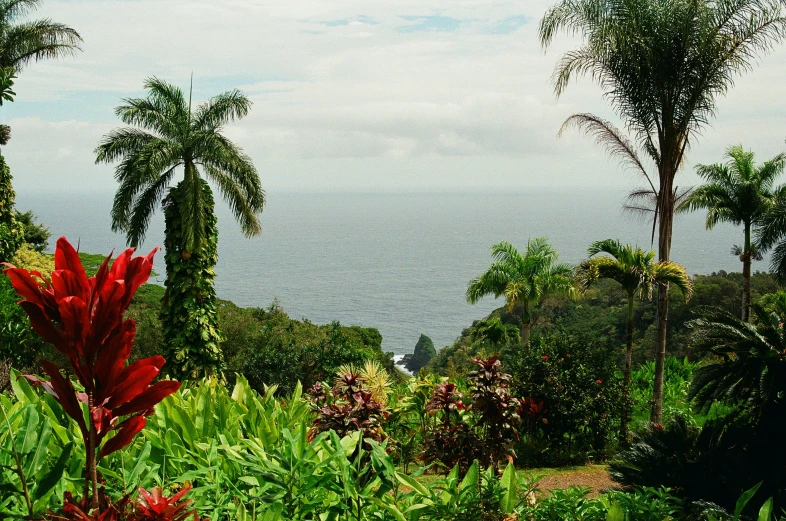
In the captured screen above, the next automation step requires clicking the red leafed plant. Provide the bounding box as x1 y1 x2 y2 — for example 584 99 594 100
3 237 181 512
134 485 199 521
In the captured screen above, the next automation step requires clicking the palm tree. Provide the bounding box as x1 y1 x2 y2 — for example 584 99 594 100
576 239 692 441
0 0 81 70
540 0 786 423
677 145 785 322
0 0 81 144
467 238 574 346
95 77 265 379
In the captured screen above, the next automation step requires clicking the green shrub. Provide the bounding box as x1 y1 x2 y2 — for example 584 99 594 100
506 334 624 466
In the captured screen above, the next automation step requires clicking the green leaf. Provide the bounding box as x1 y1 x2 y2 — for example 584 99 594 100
15 405 39 455
31 442 72 511
759 498 774 521
736 482 762 518
606 502 624 521
395 472 429 496
459 461 478 491
499 463 518 514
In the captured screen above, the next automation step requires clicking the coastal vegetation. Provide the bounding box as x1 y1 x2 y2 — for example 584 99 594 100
2 0 786 519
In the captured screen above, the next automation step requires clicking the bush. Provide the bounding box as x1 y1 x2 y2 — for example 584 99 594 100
506 334 624 466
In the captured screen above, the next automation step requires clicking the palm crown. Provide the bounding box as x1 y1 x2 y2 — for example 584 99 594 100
0 0 82 70
679 145 785 231
467 239 574 345
95 77 265 251
576 240 693 301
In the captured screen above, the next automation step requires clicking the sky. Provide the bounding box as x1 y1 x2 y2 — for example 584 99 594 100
4 0 786 195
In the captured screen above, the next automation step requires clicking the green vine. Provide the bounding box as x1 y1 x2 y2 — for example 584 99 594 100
0 153 24 263
160 180 224 380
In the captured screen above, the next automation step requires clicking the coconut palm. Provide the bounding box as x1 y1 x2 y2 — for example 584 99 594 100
540 0 786 423
576 239 692 441
678 146 785 322
95 77 265 379
467 238 574 346
0 0 81 70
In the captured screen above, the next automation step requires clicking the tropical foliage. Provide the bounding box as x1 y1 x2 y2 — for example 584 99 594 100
467 238 574 346
678 145 786 321
96 78 265 379
540 0 786 423
576 239 691 441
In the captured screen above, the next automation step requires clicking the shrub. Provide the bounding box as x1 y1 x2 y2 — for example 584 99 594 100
506 334 624 466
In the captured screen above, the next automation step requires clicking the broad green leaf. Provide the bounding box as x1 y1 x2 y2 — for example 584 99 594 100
735 482 762 518
759 498 774 521
31 442 72 510
606 502 624 521
395 472 429 496
15 405 39 455
459 461 479 491
499 463 518 514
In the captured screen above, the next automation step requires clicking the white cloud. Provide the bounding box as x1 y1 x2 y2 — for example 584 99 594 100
5 0 786 194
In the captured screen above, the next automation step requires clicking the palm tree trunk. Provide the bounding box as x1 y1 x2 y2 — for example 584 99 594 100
651 181 675 424
742 223 752 322
520 322 531 347
621 293 635 444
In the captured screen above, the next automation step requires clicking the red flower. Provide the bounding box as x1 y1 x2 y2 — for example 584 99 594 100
541 355 549 360
596 379 602 385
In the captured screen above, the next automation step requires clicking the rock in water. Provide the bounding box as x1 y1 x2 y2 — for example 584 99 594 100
405 333 436 373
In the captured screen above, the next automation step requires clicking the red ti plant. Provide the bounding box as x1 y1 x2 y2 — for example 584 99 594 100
3 237 181 512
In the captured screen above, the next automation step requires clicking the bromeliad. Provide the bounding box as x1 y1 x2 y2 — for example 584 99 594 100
3 237 181 511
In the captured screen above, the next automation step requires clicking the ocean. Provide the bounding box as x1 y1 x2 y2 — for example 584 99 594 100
15 188 755 356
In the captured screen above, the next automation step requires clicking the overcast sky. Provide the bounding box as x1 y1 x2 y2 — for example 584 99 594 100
4 0 786 195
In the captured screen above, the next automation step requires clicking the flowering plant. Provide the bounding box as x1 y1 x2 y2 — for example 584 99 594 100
3 237 181 512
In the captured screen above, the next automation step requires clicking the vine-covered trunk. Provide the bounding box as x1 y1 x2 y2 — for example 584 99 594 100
0 153 24 263
160 178 224 380
742 223 751 322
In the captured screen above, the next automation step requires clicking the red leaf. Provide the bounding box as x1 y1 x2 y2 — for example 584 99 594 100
120 249 158 309
99 415 146 459
94 321 135 400
3 267 54 308
57 296 90 352
105 357 165 410
54 237 89 290
113 380 180 417
39 360 87 437
51 270 89 302
19 301 64 348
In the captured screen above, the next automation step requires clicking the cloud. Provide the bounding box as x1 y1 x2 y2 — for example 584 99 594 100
5 0 786 194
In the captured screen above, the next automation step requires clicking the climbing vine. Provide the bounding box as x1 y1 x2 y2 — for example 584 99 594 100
160 180 224 379
0 153 24 263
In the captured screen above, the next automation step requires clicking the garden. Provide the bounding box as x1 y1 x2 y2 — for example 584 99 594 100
3 0 786 519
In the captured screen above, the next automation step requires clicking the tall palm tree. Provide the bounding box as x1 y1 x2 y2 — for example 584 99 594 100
540 0 786 423
95 77 265 379
467 238 574 346
576 239 692 441
678 145 785 322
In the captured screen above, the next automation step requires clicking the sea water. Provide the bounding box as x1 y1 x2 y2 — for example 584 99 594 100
15 188 754 355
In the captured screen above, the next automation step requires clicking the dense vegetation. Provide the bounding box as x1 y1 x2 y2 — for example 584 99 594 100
3 0 786 519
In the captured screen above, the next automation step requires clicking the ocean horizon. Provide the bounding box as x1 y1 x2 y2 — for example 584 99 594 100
15 187 760 356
